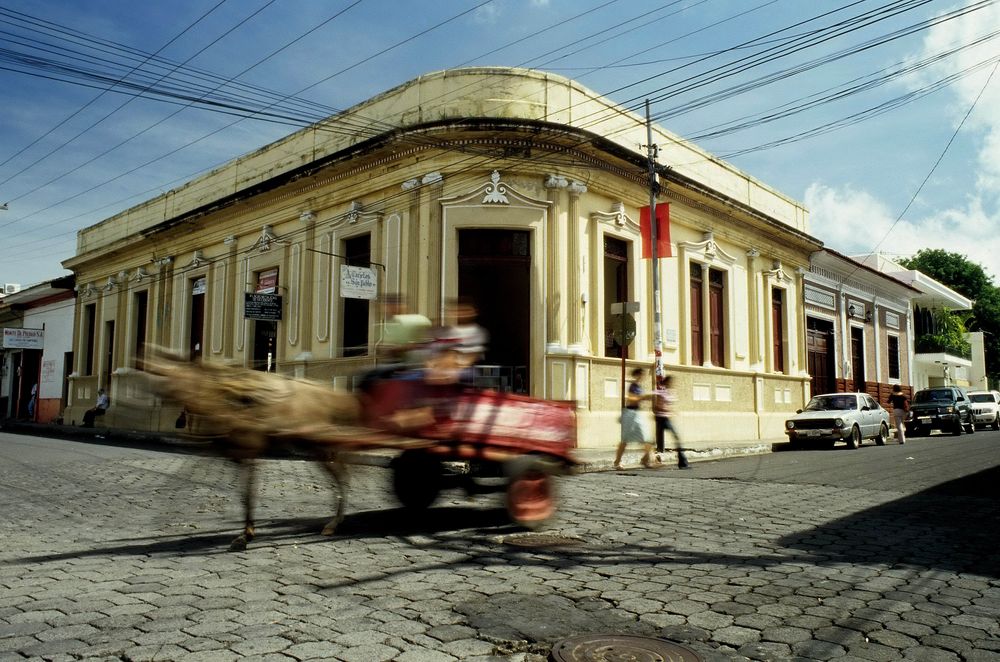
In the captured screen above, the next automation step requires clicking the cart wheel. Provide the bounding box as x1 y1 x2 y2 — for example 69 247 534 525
505 456 558 530
392 450 442 510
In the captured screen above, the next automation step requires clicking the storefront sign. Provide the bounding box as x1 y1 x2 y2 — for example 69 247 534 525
256 268 278 294
2 328 44 349
244 293 282 321
340 265 377 300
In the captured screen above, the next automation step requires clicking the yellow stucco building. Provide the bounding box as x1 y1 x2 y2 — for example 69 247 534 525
62 67 820 446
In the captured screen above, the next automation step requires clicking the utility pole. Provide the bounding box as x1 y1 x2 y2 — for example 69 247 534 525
645 99 663 380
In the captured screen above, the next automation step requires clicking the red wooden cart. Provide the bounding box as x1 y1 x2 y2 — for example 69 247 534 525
358 375 578 529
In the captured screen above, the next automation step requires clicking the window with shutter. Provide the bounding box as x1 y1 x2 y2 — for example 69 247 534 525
690 263 703 366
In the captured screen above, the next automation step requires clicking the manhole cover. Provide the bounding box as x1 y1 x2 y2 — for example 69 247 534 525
550 634 702 662
503 533 583 548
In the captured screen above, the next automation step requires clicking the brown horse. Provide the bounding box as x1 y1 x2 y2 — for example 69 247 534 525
144 354 364 551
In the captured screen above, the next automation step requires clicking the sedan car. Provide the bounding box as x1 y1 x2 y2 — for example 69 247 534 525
785 392 890 449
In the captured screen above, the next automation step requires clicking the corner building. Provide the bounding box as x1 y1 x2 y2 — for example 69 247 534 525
62 68 821 446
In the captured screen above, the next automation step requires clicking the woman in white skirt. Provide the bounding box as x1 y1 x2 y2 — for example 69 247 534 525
614 367 656 469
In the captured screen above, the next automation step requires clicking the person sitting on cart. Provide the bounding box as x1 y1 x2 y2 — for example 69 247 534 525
425 297 488 386
360 294 432 394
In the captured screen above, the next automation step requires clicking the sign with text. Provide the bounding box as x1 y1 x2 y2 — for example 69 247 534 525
256 268 278 294
340 265 377 300
2 328 44 349
243 293 282 321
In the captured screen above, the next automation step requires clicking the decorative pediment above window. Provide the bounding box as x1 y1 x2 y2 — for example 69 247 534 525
183 250 209 269
483 170 509 204
129 267 150 283
102 275 117 291
252 225 287 253
330 200 382 226
440 170 550 210
767 259 791 284
590 202 635 230
77 282 96 298
678 231 737 265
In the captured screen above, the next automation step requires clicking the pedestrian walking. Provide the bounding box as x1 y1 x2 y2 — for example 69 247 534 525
887 384 909 444
614 367 656 470
653 374 690 469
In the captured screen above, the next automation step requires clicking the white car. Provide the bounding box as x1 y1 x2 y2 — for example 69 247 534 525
785 392 891 449
967 390 1000 430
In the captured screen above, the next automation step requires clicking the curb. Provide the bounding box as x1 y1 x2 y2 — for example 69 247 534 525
1 420 785 473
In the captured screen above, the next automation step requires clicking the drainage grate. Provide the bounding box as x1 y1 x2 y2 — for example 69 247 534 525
503 533 584 548
550 634 702 662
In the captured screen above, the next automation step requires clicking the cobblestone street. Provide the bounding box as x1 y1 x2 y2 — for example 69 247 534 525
1 434 998 661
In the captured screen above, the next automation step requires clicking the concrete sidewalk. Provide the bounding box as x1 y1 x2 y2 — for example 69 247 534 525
0 418 788 473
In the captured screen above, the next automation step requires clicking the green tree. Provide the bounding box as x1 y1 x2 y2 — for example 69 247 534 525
898 249 999 385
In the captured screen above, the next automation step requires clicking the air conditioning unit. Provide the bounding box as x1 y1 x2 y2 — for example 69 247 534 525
2 284 21 294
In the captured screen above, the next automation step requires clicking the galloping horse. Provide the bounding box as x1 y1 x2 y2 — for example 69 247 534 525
144 354 364 551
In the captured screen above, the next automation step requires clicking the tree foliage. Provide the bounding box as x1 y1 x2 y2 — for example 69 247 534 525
898 249 999 385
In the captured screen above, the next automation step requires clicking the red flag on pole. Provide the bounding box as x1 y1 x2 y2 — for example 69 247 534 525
640 203 671 259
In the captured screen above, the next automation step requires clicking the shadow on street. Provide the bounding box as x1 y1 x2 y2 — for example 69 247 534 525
778 464 1000 578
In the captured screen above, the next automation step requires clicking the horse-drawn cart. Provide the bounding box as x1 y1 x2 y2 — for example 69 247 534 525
146 354 577 548
359 375 578 530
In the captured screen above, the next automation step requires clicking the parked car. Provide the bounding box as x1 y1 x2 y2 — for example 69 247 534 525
785 392 890 449
907 386 974 436
967 390 1000 430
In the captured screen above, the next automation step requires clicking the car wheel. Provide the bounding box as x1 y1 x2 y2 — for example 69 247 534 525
952 420 963 436
993 414 999 431
965 416 975 434
847 425 861 449
876 423 888 446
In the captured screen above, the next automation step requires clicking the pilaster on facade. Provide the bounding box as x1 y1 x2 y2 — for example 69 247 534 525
544 174 569 351
566 181 586 353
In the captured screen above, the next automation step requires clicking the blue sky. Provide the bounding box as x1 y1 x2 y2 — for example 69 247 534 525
1 0 998 288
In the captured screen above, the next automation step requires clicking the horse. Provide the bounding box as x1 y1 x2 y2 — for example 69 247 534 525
143 353 365 551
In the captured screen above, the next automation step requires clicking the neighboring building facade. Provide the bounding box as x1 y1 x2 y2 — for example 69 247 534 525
0 276 75 422
853 253 979 391
804 250 919 404
62 68 820 446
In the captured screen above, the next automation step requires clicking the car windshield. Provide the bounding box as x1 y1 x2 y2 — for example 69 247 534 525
969 393 996 403
914 390 953 403
804 395 856 411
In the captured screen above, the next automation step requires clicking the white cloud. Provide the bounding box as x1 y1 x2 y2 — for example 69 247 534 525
805 182 1000 280
802 2 1000 281
906 1 1000 198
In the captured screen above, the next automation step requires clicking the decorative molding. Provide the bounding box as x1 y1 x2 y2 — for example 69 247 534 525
129 267 151 283
223 235 237 245
746 248 760 259
483 170 510 204
253 225 285 253
346 201 362 224
544 174 568 189
77 282 96 298
102 276 117 292
590 202 632 229
678 232 737 265
299 210 316 224
886 310 900 329
804 285 836 309
342 201 382 226
568 181 588 196
183 250 209 269
421 171 443 185
401 178 420 191
766 259 791 284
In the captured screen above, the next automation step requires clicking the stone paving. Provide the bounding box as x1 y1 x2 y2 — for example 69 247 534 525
1 451 998 661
